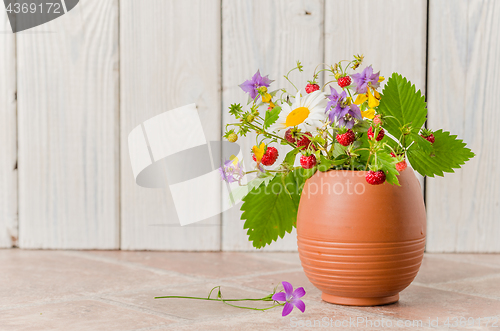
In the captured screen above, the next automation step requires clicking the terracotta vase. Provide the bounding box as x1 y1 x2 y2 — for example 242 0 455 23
296 169 426 306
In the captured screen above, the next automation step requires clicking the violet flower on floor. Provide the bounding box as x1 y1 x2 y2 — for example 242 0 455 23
272 281 306 316
239 70 273 99
351 65 380 94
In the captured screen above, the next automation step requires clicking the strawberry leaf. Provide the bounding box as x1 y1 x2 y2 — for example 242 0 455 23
263 106 281 129
377 152 400 185
377 73 427 146
407 129 475 177
241 168 310 248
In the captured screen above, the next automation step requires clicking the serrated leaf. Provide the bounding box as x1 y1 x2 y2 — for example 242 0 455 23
377 152 400 185
407 129 475 177
410 132 432 154
241 168 310 248
228 175 275 202
378 73 427 146
264 106 281 129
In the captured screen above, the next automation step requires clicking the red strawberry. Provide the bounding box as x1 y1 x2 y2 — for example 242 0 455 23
396 160 407 172
336 129 355 146
297 132 315 150
261 147 279 166
365 170 386 185
337 76 352 88
252 146 279 166
305 83 320 94
367 126 385 141
285 128 296 144
300 154 317 169
421 133 435 144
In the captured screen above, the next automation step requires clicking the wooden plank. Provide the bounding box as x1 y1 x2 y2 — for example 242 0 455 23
426 0 500 252
324 0 428 191
120 0 221 250
221 0 325 251
17 0 119 249
0 11 17 248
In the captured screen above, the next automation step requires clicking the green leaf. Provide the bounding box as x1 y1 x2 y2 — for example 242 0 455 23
263 106 281 129
377 152 400 185
331 142 346 158
317 155 333 172
241 168 310 248
377 73 427 146
228 175 275 203
407 129 475 177
409 132 432 154
284 148 299 166
353 119 371 133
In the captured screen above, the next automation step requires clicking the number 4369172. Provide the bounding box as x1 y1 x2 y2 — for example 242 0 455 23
5 2 62 14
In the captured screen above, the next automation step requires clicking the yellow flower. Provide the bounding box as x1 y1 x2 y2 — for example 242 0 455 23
361 109 375 119
378 76 385 82
252 143 266 162
367 88 380 108
354 93 367 105
262 93 272 103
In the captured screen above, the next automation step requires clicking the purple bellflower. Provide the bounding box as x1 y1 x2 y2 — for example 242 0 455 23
351 66 380 94
239 70 273 100
325 86 361 129
219 158 244 184
272 281 306 317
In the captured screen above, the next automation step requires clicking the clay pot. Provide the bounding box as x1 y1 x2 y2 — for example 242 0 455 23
296 169 426 306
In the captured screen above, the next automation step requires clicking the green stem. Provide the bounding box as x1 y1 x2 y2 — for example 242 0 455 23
284 75 299 93
154 295 271 302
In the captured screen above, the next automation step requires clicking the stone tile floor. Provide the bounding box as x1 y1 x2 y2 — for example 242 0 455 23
1 250 500 330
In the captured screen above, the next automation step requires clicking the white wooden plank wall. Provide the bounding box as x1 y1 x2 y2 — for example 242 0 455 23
119 0 222 250
426 0 500 252
2 0 497 251
0 11 17 248
221 0 325 251
17 0 120 249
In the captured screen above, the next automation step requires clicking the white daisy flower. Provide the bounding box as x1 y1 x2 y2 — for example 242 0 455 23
269 90 328 135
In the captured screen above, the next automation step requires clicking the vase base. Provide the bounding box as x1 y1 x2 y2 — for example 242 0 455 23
321 293 399 306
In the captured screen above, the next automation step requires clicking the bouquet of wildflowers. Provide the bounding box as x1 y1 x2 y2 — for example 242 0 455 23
221 55 474 248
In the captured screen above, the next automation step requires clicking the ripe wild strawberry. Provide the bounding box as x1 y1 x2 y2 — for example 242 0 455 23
305 83 320 94
367 126 385 141
396 160 407 172
297 132 315 150
336 129 355 146
285 128 296 144
300 154 317 169
420 128 435 144
227 133 238 142
261 147 279 166
365 170 386 185
421 134 435 144
337 76 352 88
